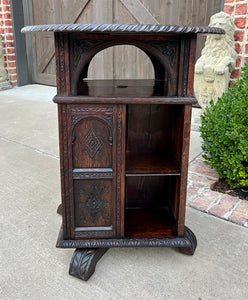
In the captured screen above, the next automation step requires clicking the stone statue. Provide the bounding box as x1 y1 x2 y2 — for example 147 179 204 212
0 36 12 90
194 12 237 110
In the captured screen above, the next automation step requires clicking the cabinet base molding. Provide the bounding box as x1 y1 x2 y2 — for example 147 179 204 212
57 226 197 251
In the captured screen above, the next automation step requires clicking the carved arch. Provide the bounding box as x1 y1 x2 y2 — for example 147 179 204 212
70 38 178 95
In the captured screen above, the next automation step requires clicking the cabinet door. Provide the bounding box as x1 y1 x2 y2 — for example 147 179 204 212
69 105 117 239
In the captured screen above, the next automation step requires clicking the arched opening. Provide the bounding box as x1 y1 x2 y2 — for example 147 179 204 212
87 45 155 80
75 44 174 96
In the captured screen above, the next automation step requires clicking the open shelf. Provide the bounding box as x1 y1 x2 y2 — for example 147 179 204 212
126 153 180 176
77 79 171 97
125 208 175 238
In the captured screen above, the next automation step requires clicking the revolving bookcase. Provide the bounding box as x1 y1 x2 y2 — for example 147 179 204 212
22 24 224 281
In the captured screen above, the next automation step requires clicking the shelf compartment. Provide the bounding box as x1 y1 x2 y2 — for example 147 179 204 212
125 153 180 175
125 208 175 238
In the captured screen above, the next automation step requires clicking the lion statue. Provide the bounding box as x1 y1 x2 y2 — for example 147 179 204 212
194 12 237 110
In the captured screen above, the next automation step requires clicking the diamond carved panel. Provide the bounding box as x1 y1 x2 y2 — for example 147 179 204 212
79 183 109 224
83 128 104 159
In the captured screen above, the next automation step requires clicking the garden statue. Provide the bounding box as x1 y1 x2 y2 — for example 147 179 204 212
0 36 12 90
194 12 237 110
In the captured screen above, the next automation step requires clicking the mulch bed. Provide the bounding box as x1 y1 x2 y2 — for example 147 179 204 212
211 178 248 200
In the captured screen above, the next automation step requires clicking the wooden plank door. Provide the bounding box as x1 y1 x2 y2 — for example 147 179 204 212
23 0 222 85
23 0 113 85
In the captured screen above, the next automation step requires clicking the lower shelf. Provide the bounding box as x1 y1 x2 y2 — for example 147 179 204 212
125 208 175 238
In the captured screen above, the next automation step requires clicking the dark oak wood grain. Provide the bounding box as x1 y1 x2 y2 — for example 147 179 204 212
30 23 206 280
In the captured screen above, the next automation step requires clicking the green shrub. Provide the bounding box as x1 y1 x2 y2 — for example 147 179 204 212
200 64 248 188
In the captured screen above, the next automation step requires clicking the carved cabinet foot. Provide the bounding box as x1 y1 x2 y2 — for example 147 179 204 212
57 204 62 215
69 248 108 281
179 226 197 255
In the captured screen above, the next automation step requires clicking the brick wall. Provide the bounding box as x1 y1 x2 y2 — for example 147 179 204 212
224 0 248 79
0 0 17 86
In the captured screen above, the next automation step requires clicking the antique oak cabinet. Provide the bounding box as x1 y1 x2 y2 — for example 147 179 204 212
22 24 224 281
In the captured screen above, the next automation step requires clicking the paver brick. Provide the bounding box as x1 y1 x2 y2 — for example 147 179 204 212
190 190 219 211
188 173 216 187
187 182 203 203
208 194 238 218
229 200 248 225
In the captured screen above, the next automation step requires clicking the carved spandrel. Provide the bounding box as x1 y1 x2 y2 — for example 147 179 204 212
149 41 178 69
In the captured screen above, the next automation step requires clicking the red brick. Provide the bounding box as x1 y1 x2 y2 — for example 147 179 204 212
231 68 241 79
225 0 234 3
224 5 234 15
236 3 247 15
229 200 248 225
236 56 242 67
5 34 14 41
187 182 203 203
2 0 11 5
4 27 13 34
9 74 17 81
245 56 248 64
4 20 12 26
234 17 246 28
8 61 16 68
3 12 11 19
188 173 216 187
190 190 219 211
189 164 219 179
208 194 238 217
2 5 11 12
245 44 248 54
6 48 15 54
235 43 241 53
5 41 14 47
11 81 18 87
7 68 17 75
7 54 16 61
234 30 244 41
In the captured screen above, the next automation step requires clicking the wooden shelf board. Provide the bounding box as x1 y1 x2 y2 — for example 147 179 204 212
125 208 175 238
126 153 180 175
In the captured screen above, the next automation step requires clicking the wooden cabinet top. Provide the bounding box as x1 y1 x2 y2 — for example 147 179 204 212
21 23 225 35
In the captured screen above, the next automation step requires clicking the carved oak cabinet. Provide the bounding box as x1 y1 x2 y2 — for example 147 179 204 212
22 24 224 281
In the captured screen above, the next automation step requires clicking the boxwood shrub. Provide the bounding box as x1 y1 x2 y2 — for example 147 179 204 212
200 64 248 188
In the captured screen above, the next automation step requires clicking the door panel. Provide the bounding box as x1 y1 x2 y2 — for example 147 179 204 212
69 104 116 238
73 179 114 238
72 117 113 168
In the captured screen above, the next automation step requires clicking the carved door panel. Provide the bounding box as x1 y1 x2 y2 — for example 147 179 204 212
72 114 112 168
69 104 118 239
73 179 113 238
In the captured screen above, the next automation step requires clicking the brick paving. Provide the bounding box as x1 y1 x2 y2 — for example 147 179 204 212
187 154 248 228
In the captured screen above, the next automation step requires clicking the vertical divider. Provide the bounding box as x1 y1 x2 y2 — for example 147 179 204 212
177 105 192 236
116 104 126 237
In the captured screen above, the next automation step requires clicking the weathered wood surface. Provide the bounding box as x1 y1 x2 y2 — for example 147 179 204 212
23 0 223 85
